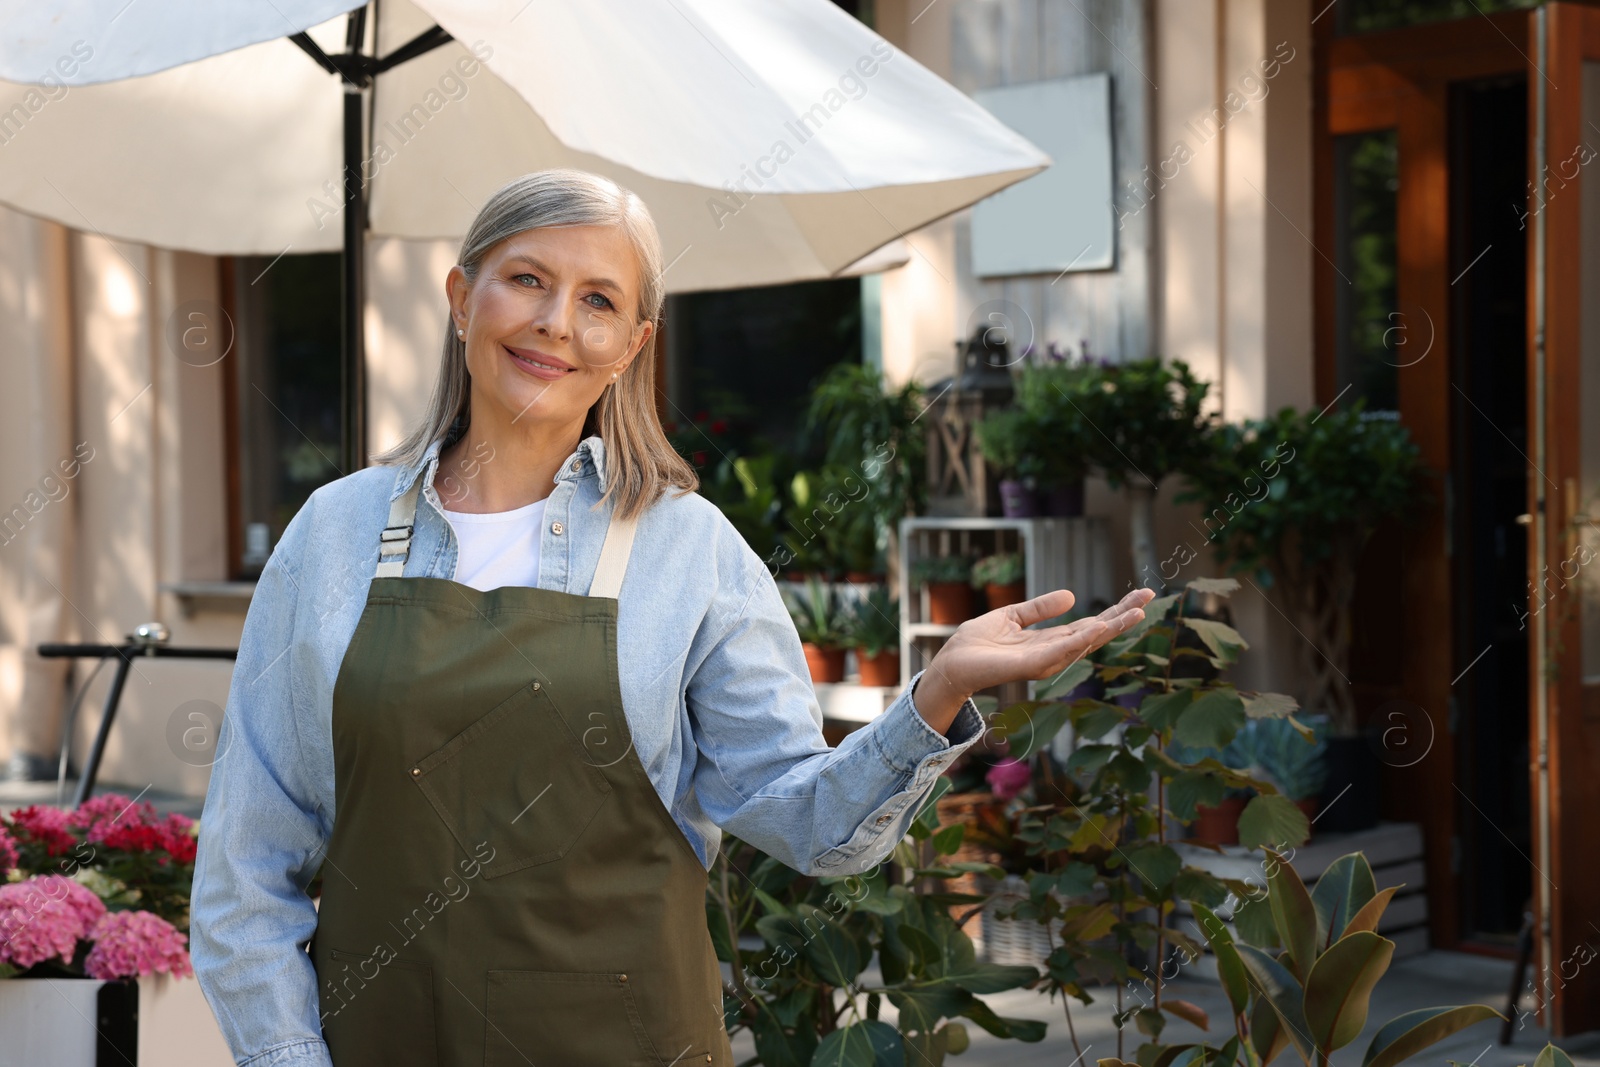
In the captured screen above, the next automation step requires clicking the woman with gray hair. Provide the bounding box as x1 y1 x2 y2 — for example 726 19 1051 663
189 167 1152 1066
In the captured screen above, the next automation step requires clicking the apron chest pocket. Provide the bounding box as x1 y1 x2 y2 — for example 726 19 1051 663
485 970 660 1066
410 680 613 878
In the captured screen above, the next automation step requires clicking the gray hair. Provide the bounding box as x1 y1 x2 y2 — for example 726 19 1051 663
371 168 695 520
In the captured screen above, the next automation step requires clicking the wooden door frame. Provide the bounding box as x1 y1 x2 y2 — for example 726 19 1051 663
1532 1 1600 1038
1316 2 1600 1036
1313 5 1530 960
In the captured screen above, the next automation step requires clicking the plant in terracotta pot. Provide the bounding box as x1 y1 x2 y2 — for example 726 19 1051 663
911 554 976 625
843 586 900 686
972 551 1026 611
1167 732 1256 847
781 576 850 683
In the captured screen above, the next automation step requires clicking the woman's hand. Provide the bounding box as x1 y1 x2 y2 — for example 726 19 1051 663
912 587 1157 734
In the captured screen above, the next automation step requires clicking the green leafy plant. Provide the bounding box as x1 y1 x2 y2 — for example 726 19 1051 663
971 551 1025 588
912 554 974 586
984 576 1308 1063
844 586 900 658
783 466 881 578
781 576 851 649
1233 716 1330 803
975 407 1048 484
1190 849 1502 1067
1009 361 1094 489
708 781 1045 1062
1175 402 1426 733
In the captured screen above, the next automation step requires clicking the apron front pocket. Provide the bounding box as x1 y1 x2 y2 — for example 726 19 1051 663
411 680 613 878
484 969 661 1066
320 949 438 1067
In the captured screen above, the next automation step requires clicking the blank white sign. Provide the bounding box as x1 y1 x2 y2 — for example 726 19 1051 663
971 72 1116 277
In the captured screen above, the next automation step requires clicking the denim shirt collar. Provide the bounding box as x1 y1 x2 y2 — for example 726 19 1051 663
389 432 610 503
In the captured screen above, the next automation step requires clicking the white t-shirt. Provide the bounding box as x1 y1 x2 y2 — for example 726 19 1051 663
441 497 547 592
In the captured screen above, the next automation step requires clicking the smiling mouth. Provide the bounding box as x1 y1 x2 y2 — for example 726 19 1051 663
504 345 575 374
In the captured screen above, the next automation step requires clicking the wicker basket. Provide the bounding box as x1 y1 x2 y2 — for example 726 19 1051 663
932 791 1005 935
978 873 1065 968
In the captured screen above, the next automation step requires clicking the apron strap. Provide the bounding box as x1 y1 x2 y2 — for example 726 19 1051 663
375 479 422 578
587 506 638 600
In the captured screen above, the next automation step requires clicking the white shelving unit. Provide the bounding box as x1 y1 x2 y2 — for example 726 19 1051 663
896 517 1115 701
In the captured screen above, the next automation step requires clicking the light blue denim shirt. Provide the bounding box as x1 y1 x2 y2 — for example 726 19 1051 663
190 432 984 1067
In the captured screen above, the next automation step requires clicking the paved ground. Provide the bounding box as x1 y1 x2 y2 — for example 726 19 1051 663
727 950 1600 1067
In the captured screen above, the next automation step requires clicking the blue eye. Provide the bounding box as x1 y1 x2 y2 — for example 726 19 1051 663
514 272 540 286
586 293 615 310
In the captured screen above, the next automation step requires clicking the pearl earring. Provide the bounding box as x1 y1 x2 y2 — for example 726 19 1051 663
457 328 465 338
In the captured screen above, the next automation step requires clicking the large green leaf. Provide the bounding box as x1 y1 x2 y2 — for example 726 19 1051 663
1342 886 1399 936
959 995 1048 1041
1173 687 1247 750
1302 930 1395 1054
990 700 1074 759
919 958 1040 995
1533 1044 1578 1067
801 914 866 986
1310 853 1377 948
1125 843 1183 893
754 999 818 1067
1181 617 1250 656
1036 657 1095 700
1236 944 1314 1064
1239 795 1311 852
811 1019 899 1067
1240 691 1299 719
1168 770 1228 822
1249 992 1289 1066
1075 702 1130 742
1192 902 1250 1018
1232 893 1280 949
1140 688 1197 731
900 1021 949 1067
1360 1005 1503 1067
1263 848 1320 979
887 985 971 1031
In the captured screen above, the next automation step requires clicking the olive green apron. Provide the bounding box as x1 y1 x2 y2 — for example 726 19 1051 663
308 477 733 1066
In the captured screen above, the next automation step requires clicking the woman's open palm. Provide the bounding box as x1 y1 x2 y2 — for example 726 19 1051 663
932 586 1157 696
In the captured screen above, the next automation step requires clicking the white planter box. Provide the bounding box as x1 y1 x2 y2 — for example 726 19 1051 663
0 973 234 1066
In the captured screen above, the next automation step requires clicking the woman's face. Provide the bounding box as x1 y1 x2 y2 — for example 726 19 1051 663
446 224 652 433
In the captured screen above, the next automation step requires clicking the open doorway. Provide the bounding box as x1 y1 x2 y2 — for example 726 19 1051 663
1448 75 1532 947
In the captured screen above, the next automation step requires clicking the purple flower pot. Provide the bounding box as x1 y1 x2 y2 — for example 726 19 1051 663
1041 480 1086 517
999 479 1040 518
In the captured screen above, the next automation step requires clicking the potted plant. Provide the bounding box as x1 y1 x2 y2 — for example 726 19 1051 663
974 408 1043 517
1064 356 1213 586
1168 730 1256 847
911 554 975 625
781 576 850 683
0 794 232 1065
1234 714 1330 831
971 551 1026 611
843 586 900 686
1176 401 1425 832
1011 362 1093 517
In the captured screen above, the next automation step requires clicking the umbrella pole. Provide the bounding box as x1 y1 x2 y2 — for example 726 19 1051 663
342 80 366 473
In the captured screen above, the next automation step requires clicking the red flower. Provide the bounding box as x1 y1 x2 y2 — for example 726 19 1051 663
692 410 709 422
692 450 708 467
7 806 76 857
709 419 728 435
663 421 678 433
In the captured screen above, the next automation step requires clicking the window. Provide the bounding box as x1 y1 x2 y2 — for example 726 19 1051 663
1334 0 1540 36
1333 129 1400 413
221 253 344 579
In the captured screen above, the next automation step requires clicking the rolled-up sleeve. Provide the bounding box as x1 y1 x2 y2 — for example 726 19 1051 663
685 551 984 876
190 507 335 1067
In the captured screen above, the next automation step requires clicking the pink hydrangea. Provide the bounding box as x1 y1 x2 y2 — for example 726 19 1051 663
0 875 106 971
84 910 193 980
985 757 1033 801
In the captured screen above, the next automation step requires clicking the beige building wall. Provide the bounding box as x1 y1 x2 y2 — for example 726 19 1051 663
875 0 1317 699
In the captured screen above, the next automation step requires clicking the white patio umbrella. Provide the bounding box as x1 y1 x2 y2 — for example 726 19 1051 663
0 0 1050 468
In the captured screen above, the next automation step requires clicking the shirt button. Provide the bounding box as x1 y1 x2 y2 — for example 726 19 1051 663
571 460 581 472
411 768 420 777
551 521 564 535
875 814 892 825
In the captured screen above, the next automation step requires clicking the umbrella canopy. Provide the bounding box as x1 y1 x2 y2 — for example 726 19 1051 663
0 0 1050 294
